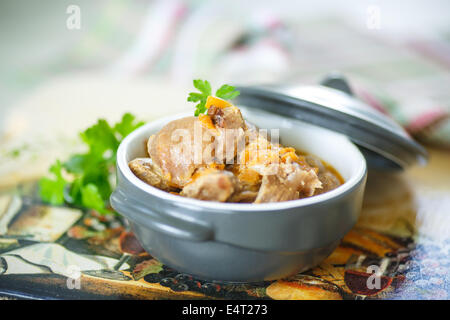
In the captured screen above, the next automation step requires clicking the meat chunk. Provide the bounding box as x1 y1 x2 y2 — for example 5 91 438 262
228 190 258 203
234 126 322 203
293 166 323 198
148 115 247 188
229 165 262 192
305 155 342 194
181 169 238 202
315 172 341 195
132 100 334 204
207 105 246 130
254 174 299 203
206 105 247 163
128 158 174 191
147 116 213 188
254 164 321 203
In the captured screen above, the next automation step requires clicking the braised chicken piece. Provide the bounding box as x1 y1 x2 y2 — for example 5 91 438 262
235 128 322 202
128 158 174 192
181 168 238 202
130 94 342 203
254 163 323 203
254 174 299 203
305 155 342 195
207 105 246 130
229 165 262 192
200 105 247 163
228 190 259 203
146 116 219 188
147 105 246 189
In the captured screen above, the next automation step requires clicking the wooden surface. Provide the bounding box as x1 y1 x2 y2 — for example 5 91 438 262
359 148 450 239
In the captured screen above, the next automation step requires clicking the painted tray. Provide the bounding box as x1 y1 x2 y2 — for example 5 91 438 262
0 149 449 300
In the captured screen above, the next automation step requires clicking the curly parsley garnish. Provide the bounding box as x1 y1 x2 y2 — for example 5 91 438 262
187 79 240 116
39 113 144 214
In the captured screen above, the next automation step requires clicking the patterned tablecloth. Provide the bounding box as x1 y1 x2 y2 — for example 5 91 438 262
0 3 449 300
0 146 449 300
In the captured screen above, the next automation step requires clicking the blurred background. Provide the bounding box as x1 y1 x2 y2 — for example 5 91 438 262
0 0 449 185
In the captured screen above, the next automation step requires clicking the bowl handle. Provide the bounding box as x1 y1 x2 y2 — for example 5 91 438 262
110 189 213 242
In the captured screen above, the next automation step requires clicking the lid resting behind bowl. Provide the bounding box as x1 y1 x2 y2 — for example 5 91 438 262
235 79 427 171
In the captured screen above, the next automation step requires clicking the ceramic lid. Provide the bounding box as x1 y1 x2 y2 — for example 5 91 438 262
235 76 428 170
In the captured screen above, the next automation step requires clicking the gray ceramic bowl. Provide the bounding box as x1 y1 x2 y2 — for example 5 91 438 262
110 107 367 282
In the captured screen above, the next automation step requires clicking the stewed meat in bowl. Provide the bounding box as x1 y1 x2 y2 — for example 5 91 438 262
128 95 343 204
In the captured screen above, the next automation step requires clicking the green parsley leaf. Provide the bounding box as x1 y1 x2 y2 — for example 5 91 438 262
63 154 87 174
80 119 118 156
216 84 240 100
114 113 145 140
188 79 211 116
193 79 211 96
81 183 108 214
194 102 207 116
187 92 204 102
39 113 144 215
188 80 240 116
39 160 67 205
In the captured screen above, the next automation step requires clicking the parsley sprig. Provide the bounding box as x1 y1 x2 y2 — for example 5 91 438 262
187 79 240 116
39 113 144 214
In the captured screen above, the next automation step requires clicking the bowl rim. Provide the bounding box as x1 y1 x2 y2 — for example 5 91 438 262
116 112 367 212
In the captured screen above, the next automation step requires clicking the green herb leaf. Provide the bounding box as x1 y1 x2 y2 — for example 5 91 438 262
63 154 87 174
188 80 240 116
39 113 144 214
114 113 145 140
80 119 119 156
187 92 204 102
188 79 210 116
39 160 67 205
193 79 211 96
216 84 240 100
81 183 107 214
